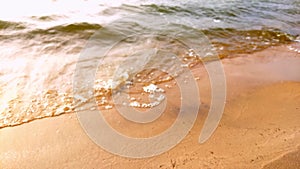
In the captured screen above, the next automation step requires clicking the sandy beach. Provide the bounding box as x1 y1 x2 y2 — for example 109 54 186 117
0 44 299 169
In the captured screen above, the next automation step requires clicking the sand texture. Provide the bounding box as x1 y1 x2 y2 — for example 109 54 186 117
0 44 299 169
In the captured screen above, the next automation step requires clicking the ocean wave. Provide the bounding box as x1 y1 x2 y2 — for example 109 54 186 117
203 28 295 57
0 20 26 30
1 20 296 57
30 15 64 21
29 22 102 35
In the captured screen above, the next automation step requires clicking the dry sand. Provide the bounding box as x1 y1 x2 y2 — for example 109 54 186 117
0 44 299 169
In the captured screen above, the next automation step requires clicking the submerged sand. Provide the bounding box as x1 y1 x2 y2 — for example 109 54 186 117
0 44 299 169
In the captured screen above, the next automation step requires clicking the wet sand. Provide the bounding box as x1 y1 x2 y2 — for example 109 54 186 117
0 44 300 169
262 146 300 169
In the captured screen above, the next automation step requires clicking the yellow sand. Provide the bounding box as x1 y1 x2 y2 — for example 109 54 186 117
0 44 299 169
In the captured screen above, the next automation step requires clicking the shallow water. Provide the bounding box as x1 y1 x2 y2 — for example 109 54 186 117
0 0 300 128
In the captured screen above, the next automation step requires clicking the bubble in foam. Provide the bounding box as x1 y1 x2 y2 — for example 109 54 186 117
74 94 88 103
125 83 166 108
104 105 113 110
85 34 208 112
143 84 164 93
0 89 75 128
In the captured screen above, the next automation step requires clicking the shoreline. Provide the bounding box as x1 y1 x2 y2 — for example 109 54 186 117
0 44 299 169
